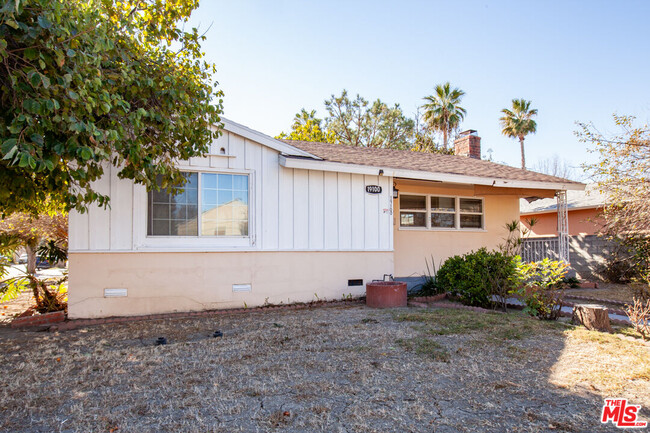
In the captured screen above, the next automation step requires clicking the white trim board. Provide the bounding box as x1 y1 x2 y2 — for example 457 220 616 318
279 156 585 192
221 118 318 159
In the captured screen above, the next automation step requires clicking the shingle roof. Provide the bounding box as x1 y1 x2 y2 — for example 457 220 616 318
281 139 583 186
520 184 607 213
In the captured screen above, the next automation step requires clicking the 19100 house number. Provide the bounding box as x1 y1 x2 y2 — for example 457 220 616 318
365 185 382 194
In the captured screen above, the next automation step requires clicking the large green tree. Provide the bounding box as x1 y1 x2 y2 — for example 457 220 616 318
0 0 223 216
323 90 414 149
276 109 335 143
499 98 537 170
421 82 466 150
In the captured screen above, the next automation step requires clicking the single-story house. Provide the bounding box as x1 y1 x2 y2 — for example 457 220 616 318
520 184 609 279
68 121 584 318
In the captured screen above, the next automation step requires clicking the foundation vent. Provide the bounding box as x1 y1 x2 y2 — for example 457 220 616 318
232 283 252 293
104 288 128 298
348 279 363 287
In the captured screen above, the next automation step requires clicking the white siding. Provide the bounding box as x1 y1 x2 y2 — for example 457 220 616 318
308 170 324 249
69 130 393 252
323 172 338 250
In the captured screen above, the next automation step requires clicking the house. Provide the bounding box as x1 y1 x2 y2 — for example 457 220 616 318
68 122 583 318
520 184 606 237
520 184 610 279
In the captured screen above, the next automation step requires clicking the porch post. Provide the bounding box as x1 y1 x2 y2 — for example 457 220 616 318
556 190 570 263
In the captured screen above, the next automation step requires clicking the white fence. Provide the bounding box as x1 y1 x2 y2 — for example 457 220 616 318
521 238 560 263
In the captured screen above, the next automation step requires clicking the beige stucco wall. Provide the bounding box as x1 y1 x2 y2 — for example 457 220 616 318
393 180 520 277
68 251 393 319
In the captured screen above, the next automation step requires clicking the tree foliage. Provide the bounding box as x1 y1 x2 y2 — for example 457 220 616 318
0 0 223 216
0 211 66 273
499 98 537 170
276 109 335 143
410 108 454 154
323 90 414 149
421 82 466 150
578 114 650 284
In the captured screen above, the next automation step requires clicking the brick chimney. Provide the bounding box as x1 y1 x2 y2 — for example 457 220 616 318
454 130 481 159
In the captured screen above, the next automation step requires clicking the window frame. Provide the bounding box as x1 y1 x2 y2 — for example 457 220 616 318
398 193 485 232
147 169 251 239
398 194 427 228
130 166 255 252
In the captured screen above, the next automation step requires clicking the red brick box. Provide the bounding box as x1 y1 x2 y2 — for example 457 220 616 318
11 310 65 328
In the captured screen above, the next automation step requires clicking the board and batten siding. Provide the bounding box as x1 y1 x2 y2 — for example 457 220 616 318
69 131 394 252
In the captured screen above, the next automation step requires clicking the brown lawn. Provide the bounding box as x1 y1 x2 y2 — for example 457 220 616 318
565 283 642 304
0 305 648 432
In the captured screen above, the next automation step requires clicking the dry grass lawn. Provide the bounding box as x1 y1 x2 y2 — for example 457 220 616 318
565 283 641 304
1 305 649 432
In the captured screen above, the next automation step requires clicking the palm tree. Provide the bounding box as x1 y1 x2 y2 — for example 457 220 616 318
421 82 466 150
499 99 538 170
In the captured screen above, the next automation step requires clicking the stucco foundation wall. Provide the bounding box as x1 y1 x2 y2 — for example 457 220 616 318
393 181 520 277
68 251 393 319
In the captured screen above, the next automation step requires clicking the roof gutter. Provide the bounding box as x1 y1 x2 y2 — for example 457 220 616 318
279 156 585 191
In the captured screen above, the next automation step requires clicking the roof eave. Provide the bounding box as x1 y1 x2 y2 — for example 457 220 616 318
280 156 585 191
220 118 320 158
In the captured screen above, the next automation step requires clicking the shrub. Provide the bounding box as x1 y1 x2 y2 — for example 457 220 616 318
437 248 517 309
561 276 580 288
515 258 568 320
625 297 650 341
413 256 443 297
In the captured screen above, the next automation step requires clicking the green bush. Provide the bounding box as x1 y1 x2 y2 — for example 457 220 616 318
515 258 569 320
437 248 517 309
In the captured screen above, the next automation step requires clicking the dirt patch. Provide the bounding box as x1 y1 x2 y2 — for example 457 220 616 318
0 290 33 325
566 283 640 304
0 305 648 432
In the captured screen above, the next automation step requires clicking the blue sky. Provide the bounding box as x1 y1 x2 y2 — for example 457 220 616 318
187 1 650 176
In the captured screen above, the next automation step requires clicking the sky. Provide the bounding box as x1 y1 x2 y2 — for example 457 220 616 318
186 0 650 177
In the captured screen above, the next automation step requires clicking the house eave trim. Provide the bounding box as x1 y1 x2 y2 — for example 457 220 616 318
279 156 585 191
220 118 318 158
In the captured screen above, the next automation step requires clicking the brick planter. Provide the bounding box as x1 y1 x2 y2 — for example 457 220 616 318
366 281 407 308
11 310 65 328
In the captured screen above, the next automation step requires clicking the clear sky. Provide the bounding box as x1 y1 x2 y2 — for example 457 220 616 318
187 0 650 176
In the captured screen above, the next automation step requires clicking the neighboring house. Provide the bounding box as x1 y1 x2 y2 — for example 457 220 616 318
68 123 583 318
519 184 610 279
520 184 607 237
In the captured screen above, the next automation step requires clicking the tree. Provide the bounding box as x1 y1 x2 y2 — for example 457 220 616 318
323 90 414 149
499 99 538 170
0 212 68 312
532 154 579 180
411 107 454 154
0 212 67 274
578 114 650 284
0 0 223 217
421 82 466 150
276 109 335 143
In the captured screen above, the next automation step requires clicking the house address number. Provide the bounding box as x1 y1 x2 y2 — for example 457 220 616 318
365 185 382 194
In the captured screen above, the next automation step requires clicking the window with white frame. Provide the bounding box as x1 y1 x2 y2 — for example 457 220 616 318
147 171 249 237
399 194 484 230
